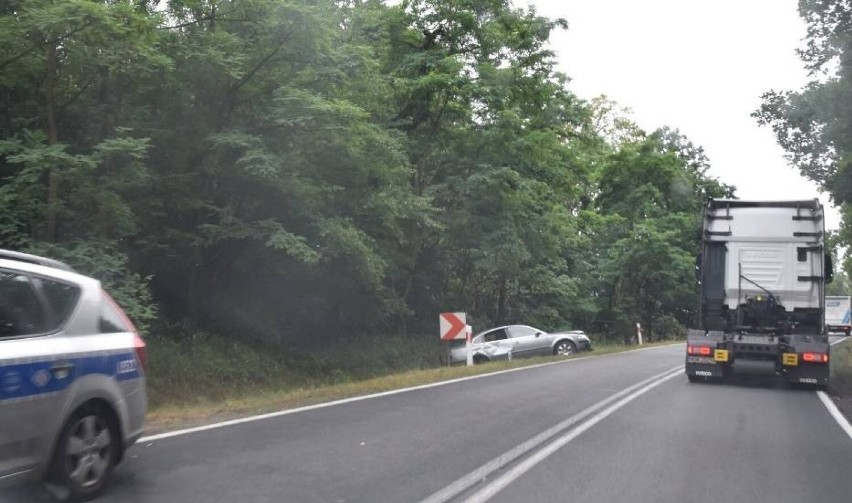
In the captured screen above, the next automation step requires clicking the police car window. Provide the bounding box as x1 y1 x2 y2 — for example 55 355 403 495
0 271 47 338
99 294 132 333
37 278 81 327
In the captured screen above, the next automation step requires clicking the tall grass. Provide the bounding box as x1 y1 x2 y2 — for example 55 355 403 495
146 328 446 408
830 339 852 398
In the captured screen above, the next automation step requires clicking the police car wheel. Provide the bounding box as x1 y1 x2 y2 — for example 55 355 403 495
50 406 117 501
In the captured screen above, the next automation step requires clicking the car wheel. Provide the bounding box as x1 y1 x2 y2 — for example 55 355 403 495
473 354 489 365
554 340 576 356
49 405 117 502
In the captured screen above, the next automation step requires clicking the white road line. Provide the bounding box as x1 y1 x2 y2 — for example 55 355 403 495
460 369 683 503
816 336 852 441
419 366 684 503
816 391 852 441
140 345 683 443
624 342 682 353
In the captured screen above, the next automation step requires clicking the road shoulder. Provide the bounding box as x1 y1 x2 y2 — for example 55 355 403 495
828 337 852 428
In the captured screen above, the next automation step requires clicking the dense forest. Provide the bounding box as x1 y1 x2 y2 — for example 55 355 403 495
0 0 844 357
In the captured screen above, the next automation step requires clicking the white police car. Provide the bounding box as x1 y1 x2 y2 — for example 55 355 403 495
0 250 147 501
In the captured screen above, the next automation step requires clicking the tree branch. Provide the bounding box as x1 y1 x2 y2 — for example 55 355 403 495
229 33 291 95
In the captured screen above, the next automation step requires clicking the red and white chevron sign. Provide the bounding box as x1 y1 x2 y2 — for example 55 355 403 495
439 312 467 341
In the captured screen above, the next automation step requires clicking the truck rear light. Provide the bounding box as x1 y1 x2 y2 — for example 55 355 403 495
802 352 828 363
687 345 713 356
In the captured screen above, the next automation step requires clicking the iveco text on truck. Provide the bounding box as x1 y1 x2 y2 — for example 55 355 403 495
685 199 833 387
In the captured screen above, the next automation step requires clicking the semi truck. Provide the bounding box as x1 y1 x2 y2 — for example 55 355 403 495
685 199 833 387
825 295 851 336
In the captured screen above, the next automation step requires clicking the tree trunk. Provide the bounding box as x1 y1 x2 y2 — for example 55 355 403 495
496 273 508 324
395 243 420 338
187 246 203 324
98 64 117 172
45 41 59 242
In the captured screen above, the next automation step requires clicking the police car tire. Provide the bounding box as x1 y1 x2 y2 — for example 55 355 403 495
49 405 118 502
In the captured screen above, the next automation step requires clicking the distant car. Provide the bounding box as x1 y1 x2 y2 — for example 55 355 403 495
449 325 592 364
0 250 147 501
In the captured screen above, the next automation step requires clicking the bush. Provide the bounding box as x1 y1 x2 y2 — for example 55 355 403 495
23 240 158 334
649 314 685 341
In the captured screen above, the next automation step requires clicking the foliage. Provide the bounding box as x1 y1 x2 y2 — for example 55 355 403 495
0 0 734 352
24 240 158 334
755 0 852 284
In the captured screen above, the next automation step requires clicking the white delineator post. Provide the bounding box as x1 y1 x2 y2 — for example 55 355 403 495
636 323 643 345
465 325 473 367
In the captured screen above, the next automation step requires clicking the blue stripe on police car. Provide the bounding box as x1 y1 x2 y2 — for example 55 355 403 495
0 352 140 402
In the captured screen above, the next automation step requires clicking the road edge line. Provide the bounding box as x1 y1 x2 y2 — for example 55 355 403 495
140 344 683 443
816 391 852 441
818 336 852 440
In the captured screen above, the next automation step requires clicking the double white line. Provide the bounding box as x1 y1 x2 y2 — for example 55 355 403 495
419 365 683 503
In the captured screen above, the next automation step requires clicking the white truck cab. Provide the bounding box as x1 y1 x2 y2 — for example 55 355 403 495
686 199 832 387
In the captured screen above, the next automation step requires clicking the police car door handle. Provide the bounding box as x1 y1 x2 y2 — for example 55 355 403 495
50 362 75 377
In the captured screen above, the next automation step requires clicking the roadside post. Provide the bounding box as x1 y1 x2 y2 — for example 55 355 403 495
465 325 473 367
636 323 643 346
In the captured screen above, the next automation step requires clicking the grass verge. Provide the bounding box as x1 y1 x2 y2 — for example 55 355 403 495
144 336 680 434
829 337 852 422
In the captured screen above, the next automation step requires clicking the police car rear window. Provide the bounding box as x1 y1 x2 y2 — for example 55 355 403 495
99 294 132 333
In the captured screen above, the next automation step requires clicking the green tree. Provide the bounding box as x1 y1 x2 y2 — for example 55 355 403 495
0 0 736 354
591 130 733 340
0 0 165 330
755 0 852 281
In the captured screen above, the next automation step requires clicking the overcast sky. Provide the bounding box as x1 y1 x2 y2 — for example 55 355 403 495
527 0 840 230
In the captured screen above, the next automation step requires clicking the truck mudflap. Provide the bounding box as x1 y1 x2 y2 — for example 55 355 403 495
685 360 726 379
781 365 830 386
685 330 729 380
777 346 831 387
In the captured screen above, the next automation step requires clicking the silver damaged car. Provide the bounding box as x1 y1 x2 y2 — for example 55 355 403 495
449 325 592 364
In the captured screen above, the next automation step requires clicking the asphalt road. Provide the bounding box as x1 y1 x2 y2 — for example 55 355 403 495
3 338 850 503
